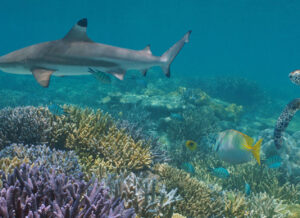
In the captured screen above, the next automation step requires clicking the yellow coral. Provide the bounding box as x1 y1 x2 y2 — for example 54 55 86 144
0 156 29 175
172 213 186 218
154 164 224 217
52 105 152 175
223 191 248 218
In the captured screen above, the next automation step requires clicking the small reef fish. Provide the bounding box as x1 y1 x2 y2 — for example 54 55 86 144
170 113 184 121
209 167 230 179
48 104 64 116
181 162 195 174
265 155 282 169
214 129 262 165
245 182 251 196
88 68 111 84
186 140 197 151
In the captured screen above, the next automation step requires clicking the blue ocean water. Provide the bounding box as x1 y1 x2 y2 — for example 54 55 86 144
0 1 299 217
0 0 299 88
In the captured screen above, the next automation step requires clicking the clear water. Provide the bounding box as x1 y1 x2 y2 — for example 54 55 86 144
0 0 299 217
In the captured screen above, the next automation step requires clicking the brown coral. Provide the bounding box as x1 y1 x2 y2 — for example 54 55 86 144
0 156 29 178
58 105 152 173
154 164 224 217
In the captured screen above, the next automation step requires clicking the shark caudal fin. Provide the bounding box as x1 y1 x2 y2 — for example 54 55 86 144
160 30 191 77
250 138 263 165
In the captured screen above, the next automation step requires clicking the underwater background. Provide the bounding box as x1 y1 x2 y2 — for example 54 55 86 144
0 0 299 217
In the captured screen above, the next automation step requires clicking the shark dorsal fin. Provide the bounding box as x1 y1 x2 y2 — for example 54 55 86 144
63 18 93 42
32 68 54 88
142 45 152 55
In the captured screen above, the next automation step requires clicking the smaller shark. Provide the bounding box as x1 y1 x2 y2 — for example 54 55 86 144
0 18 191 87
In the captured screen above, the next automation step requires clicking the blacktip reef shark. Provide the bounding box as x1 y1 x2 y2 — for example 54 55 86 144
0 18 191 87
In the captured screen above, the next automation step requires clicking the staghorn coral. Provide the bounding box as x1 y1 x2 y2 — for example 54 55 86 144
116 119 169 164
246 192 289 218
0 105 152 175
171 213 186 218
154 164 224 217
194 154 300 204
0 106 53 148
62 106 152 173
223 191 248 218
105 172 182 218
0 164 135 217
0 144 82 178
0 156 29 177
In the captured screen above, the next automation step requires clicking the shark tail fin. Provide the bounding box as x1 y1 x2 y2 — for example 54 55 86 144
160 30 191 77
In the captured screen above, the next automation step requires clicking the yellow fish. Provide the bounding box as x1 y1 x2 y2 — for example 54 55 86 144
215 129 262 165
186 140 197 151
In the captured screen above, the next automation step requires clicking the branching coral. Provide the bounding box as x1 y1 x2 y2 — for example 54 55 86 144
0 106 52 148
0 164 136 217
0 144 82 178
105 172 182 218
0 105 153 175
154 164 224 217
61 106 152 173
0 156 29 176
223 191 248 218
193 153 300 204
246 192 289 218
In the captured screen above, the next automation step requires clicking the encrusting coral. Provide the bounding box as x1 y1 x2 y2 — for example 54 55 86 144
154 164 224 217
0 164 136 217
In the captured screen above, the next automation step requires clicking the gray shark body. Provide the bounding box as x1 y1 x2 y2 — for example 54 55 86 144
0 18 191 87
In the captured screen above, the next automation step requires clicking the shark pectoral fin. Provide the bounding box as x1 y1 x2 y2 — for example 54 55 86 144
63 18 93 42
32 68 54 88
111 72 125 80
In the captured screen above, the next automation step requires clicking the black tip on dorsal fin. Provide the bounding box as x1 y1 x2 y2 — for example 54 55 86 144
77 18 87 27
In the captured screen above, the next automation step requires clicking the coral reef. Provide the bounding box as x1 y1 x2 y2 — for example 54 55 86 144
197 76 269 110
194 153 300 204
223 191 248 217
0 144 82 178
259 128 300 180
0 105 153 175
105 172 182 218
246 192 289 218
0 156 29 177
0 164 135 217
0 106 52 148
154 164 224 217
61 106 152 173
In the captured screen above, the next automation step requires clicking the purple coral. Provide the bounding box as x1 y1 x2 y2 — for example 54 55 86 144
0 164 135 218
